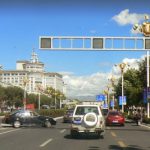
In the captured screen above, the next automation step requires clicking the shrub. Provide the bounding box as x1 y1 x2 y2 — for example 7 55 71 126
37 109 66 118
142 117 150 124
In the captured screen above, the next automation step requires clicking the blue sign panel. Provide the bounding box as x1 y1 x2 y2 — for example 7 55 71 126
110 100 114 107
102 103 108 108
119 96 126 105
96 94 105 101
143 88 147 104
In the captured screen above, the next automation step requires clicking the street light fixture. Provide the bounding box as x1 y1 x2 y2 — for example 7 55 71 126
59 94 63 109
23 77 29 110
104 85 111 109
54 92 57 110
115 63 128 113
133 15 150 118
37 84 43 110
108 75 115 110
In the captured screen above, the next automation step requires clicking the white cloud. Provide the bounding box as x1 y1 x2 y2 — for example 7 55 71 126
112 9 145 26
62 55 146 99
63 72 110 98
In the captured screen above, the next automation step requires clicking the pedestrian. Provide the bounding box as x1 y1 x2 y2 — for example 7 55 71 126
134 110 141 126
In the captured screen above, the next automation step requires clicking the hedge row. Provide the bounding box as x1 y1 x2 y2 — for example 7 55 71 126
126 114 150 124
37 109 66 118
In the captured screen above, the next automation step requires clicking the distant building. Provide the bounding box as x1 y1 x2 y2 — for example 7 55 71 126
0 51 66 94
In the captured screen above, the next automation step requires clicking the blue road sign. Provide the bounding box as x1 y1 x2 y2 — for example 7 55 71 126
96 94 105 101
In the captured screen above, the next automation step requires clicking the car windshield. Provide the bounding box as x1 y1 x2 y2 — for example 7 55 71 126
10 110 23 115
75 106 99 115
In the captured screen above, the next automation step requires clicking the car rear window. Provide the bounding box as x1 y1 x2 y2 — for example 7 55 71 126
108 111 121 116
75 106 99 115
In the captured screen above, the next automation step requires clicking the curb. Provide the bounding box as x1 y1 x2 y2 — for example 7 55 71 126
54 116 63 120
140 123 150 129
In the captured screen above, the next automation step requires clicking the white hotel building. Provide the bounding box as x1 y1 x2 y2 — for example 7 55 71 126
0 52 66 94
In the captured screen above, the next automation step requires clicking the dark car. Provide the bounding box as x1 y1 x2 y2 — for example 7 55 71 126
63 109 74 123
102 108 109 116
3 109 56 128
105 111 125 126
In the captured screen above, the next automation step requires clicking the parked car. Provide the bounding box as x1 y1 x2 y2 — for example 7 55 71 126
3 109 56 128
41 105 50 109
71 105 105 138
63 109 74 123
105 110 125 126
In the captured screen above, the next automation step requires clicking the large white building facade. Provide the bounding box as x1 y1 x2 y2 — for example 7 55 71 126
0 52 66 94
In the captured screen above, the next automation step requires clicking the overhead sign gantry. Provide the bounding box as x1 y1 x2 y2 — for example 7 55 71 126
39 36 150 51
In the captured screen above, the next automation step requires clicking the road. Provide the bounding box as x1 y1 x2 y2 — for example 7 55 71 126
0 119 150 150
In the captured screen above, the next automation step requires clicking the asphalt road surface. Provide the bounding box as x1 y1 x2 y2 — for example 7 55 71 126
0 119 150 150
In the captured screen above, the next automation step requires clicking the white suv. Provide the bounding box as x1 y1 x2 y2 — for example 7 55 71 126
70 104 105 138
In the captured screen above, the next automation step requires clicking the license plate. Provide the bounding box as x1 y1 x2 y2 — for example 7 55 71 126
112 120 118 123
85 130 89 132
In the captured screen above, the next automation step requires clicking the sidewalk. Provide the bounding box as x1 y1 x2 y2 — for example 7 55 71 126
140 122 150 128
125 118 150 128
0 116 4 127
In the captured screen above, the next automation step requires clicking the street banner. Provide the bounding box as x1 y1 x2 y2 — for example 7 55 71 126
147 87 150 102
102 103 108 108
143 88 147 104
110 100 114 107
96 94 105 101
119 96 126 105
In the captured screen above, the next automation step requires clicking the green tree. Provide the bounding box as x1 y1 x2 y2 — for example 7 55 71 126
0 85 7 109
5 86 24 107
114 57 148 108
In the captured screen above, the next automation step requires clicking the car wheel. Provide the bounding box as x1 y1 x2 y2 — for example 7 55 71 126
121 124 125 127
45 121 51 128
83 112 98 127
71 130 78 138
13 121 21 128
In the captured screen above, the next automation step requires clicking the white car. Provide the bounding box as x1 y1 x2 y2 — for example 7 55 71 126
70 104 105 138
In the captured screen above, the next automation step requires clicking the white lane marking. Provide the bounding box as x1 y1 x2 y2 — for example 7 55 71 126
110 131 117 137
0 129 20 135
40 138 53 148
60 129 66 133
118 141 127 148
0 128 7 130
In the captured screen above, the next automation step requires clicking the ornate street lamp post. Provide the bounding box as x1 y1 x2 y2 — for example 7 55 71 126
109 76 115 110
54 92 57 110
115 63 128 113
23 77 29 110
133 15 150 118
104 85 111 109
59 94 63 109
37 84 43 110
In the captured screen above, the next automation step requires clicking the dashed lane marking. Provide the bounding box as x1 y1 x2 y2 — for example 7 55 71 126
40 138 53 148
60 129 66 133
0 129 20 135
0 128 8 130
118 141 127 148
110 131 117 137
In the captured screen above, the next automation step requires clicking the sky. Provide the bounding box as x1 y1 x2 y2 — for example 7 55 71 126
0 0 150 99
